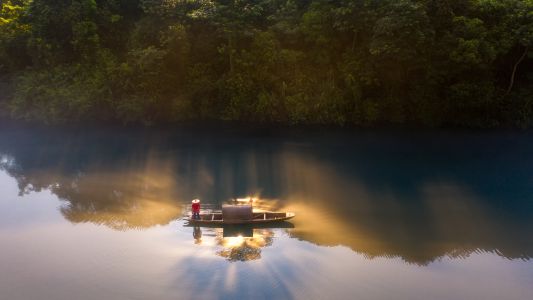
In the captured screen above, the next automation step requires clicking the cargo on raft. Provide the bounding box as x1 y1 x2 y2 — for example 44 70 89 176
187 204 295 225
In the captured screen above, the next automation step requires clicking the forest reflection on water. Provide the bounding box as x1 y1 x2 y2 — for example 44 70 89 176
0 127 531 266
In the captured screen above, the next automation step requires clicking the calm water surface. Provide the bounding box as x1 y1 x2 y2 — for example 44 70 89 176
0 127 532 300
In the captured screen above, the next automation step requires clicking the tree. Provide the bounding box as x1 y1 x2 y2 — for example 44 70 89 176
0 0 31 72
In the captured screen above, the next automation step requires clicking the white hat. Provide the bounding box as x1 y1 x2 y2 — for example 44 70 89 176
192 199 200 204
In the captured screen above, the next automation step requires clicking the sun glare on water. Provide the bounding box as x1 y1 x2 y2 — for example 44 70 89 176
223 235 245 248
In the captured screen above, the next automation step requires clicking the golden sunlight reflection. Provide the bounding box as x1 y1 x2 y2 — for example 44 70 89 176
192 228 276 262
57 156 184 230
273 152 532 264
222 235 245 248
4 153 185 230
234 196 283 212
282 200 380 252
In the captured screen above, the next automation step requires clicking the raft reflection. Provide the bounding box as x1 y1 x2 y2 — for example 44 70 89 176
216 229 274 262
188 222 294 261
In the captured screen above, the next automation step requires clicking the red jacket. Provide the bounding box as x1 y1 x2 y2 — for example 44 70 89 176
192 202 200 213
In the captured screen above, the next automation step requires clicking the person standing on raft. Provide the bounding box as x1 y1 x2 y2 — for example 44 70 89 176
192 199 201 219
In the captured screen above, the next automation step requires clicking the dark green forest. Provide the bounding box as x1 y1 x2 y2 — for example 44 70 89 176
0 0 532 127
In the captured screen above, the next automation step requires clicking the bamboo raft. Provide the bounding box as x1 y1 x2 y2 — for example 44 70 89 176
187 204 295 225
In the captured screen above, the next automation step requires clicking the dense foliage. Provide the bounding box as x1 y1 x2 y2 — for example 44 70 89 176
0 0 532 127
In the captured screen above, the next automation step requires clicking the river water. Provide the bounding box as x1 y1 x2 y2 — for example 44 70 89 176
0 127 532 300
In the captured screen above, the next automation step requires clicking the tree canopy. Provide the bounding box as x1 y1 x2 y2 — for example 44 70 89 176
0 0 532 127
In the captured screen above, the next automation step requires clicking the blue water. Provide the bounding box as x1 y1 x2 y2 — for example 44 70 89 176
0 127 532 300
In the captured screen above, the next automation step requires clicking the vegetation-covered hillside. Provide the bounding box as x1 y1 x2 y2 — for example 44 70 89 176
0 0 532 127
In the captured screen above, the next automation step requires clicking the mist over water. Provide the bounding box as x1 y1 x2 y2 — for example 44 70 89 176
0 127 532 300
